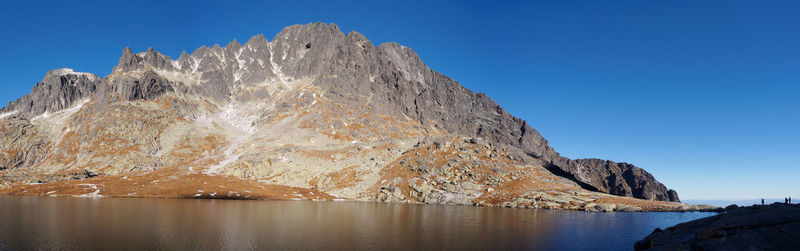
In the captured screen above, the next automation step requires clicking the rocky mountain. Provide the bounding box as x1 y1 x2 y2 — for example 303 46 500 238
0 23 684 210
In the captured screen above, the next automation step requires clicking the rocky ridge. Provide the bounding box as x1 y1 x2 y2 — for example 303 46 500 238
0 68 99 118
635 203 800 250
0 22 684 209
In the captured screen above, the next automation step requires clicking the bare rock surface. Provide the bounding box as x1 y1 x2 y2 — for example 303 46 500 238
0 68 99 118
0 118 49 171
635 203 800 250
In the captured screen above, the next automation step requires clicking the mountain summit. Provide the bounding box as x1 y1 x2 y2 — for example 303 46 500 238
0 23 691 211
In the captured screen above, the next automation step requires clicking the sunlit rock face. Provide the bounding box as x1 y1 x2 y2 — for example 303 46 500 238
0 22 682 209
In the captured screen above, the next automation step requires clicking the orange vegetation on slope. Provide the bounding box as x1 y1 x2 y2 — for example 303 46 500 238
0 167 334 201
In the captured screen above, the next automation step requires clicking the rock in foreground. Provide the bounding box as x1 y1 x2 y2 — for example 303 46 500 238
635 203 800 250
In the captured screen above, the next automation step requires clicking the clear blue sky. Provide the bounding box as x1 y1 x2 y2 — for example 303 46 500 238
1 0 798 200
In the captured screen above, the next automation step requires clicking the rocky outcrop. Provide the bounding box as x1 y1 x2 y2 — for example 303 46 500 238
0 68 99 118
373 137 705 211
115 47 177 73
564 159 679 202
0 118 50 171
635 203 800 250
115 47 143 73
100 70 175 101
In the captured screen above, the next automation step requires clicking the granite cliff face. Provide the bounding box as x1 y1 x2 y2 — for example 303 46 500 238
0 23 682 208
0 69 99 118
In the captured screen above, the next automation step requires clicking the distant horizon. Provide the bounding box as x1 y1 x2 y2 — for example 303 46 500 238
1 1 798 200
683 198 795 207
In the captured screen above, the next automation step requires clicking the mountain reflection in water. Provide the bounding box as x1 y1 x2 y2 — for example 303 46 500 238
0 196 716 250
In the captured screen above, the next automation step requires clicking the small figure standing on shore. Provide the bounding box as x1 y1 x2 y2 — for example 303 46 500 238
786 198 789 204
762 199 765 205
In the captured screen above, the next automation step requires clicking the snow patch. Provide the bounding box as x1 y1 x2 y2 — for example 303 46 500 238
234 47 247 83
192 56 200 73
170 58 181 70
75 184 103 198
202 102 259 174
31 99 90 128
213 50 224 66
0 110 18 120
52 68 99 80
268 42 292 89
154 67 201 86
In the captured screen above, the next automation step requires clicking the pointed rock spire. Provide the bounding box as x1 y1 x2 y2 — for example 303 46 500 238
244 34 267 48
226 39 242 51
117 47 142 72
142 47 175 71
178 50 190 61
177 50 194 71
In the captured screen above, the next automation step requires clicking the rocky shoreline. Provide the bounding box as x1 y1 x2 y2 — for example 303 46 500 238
1 182 717 213
2 136 713 213
635 203 800 250
0 193 718 213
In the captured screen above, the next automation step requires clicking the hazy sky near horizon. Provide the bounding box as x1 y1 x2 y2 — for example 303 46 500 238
1 0 797 200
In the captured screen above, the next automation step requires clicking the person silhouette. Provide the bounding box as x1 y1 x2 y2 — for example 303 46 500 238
762 199 765 205
786 198 789 204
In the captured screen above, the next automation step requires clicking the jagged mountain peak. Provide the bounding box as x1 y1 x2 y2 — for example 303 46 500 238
226 39 242 51
275 22 342 40
1 67 99 118
177 50 191 63
346 30 369 41
116 46 142 73
44 68 99 81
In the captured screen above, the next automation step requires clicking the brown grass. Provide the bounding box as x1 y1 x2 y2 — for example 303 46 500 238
325 165 364 190
0 167 335 201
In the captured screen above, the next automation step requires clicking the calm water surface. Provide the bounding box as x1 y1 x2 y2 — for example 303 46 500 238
0 196 716 250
